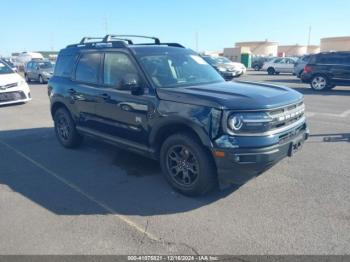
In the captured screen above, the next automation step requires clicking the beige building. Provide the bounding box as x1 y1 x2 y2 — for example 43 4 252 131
307 45 321 54
320 36 350 52
202 50 222 57
223 46 250 62
278 45 307 56
235 41 278 56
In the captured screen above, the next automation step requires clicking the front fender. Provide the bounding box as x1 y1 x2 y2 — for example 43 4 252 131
149 100 222 148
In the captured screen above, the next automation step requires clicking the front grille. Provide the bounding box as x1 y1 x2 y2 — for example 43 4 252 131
0 82 18 90
278 123 306 144
267 101 305 132
0 91 26 102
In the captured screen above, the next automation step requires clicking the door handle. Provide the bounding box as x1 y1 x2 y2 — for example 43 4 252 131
99 93 110 100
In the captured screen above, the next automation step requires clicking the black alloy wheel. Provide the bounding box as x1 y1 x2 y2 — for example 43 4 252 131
166 145 199 187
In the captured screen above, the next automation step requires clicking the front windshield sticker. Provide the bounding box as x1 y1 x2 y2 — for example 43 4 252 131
190 55 207 65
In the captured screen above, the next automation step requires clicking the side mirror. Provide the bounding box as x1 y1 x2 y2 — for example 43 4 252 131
120 74 144 95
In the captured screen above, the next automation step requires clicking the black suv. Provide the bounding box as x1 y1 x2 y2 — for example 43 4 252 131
301 51 350 91
49 35 309 196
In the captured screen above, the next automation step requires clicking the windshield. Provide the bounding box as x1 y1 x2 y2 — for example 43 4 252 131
213 56 232 64
202 56 216 64
0 62 14 74
136 49 224 88
39 62 53 69
2 59 15 68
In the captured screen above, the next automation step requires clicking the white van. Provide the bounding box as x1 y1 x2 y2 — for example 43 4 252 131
14 52 44 70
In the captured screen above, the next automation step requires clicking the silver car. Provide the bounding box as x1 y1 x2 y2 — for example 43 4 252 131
24 60 54 84
293 55 311 78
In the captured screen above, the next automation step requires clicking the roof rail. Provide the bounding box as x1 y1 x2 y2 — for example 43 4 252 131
66 41 127 49
79 37 104 44
103 34 160 45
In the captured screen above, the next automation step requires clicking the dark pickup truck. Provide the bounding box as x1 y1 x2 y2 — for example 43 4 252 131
48 35 309 196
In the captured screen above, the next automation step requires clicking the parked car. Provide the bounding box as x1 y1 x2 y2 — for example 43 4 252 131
201 55 246 80
293 55 311 78
49 35 308 196
262 57 297 75
24 60 54 84
0 60 31 106
301 52 350 91
251 57 274 71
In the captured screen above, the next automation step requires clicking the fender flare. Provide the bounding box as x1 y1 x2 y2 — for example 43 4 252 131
149 116 213 148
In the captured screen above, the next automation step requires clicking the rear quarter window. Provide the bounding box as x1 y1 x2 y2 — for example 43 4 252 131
54 54 77 77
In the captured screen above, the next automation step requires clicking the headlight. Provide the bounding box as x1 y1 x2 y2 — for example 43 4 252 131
217 67 227 72
43 71 50 76
227 112 273 134
228 115 243 131
18 80 26 86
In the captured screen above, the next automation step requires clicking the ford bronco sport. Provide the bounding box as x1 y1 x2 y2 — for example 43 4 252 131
48 35 309 196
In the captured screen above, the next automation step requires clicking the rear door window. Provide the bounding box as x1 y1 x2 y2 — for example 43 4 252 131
75 53 101 84
54 54 78 77
274 58 282 63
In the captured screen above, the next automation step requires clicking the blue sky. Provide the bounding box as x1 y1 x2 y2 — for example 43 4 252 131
1 0 349 55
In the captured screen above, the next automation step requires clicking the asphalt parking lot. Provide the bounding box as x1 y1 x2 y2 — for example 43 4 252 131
0 71 349 255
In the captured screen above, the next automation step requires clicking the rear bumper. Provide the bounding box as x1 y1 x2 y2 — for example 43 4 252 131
213 122 309 185
301 73 312 83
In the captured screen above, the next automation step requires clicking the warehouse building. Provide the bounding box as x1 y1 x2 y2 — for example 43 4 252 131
235 40 278 56
278 45 307 57
320 36 350 52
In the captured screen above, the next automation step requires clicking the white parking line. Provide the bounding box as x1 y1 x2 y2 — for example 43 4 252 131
306 109 350 118
0 138 159 242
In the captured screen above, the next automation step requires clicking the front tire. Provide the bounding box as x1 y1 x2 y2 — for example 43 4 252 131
25 74 31 83
267 67 275 75
54 107 83 148
254 65 260 71
39 75 45 84
160 133 217 196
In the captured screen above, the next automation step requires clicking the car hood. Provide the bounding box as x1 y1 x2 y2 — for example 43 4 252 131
156 81 303 110
0 73 23 86
41 68 54 74
215 62 245 69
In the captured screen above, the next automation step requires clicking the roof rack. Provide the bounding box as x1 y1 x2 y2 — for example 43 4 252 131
103 34 160 44
66 34 184 49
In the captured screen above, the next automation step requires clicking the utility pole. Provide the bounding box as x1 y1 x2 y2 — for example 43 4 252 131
307 26 312 47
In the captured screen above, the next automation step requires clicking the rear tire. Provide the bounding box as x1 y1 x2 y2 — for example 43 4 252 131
298 70 304 78
310 75 329 91
54 107 83 148
267 67 275 75
160 133 218 196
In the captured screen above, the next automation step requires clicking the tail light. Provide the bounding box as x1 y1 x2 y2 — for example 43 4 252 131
304 65 313 74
